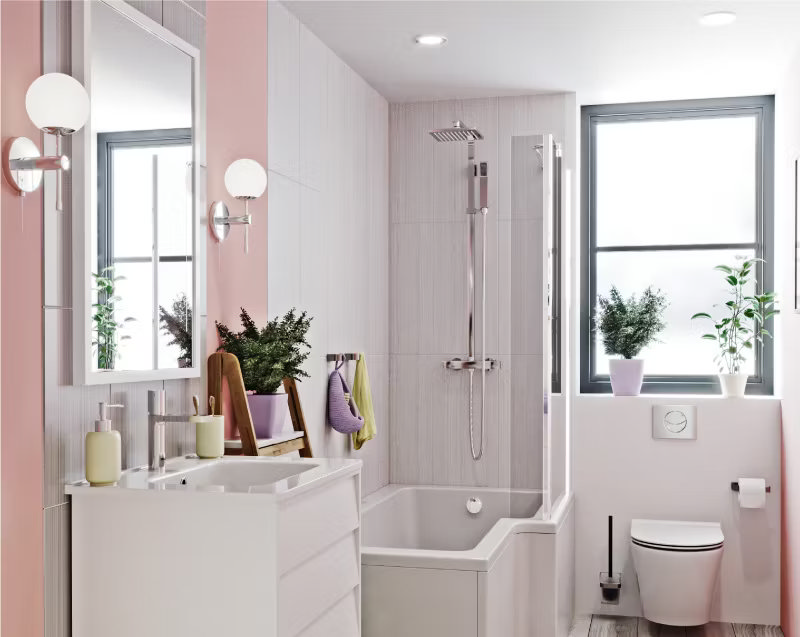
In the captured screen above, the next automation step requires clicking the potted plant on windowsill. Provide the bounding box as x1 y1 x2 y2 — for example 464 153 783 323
595 285 668 396
216 308 312 438
159 293 192 368
691 257 778 398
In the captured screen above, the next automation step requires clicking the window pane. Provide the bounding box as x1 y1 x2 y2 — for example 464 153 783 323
112 147 154 258
158 261 192 368
594 249 756 376
112 261 154 371
157 144 193 257
595 116 757 247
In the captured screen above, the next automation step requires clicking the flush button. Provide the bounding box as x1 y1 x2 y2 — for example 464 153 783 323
652 405 697 440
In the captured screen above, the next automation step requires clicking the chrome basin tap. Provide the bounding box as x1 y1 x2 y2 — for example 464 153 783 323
147 390 194 471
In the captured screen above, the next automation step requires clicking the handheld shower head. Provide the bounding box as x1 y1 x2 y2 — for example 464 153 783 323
429 120 483 142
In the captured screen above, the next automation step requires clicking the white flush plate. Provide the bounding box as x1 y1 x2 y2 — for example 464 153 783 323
652 405 697 440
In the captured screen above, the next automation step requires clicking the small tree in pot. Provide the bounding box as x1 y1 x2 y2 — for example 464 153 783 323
691 257 778 397
216 308 312 437
595 286 668 396
159 293 193 368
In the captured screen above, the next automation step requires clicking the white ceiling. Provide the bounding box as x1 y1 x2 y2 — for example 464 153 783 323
283 0 800 104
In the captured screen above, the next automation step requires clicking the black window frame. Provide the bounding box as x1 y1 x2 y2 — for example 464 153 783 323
580 96 775 395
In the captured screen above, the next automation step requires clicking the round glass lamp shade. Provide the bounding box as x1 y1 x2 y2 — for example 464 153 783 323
224 159 267 199
25 73 90 135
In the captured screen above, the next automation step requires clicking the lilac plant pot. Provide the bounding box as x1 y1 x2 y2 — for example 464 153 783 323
609 358 644 396
246 393 289 438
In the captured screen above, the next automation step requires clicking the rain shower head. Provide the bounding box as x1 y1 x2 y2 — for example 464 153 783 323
429 120 483 142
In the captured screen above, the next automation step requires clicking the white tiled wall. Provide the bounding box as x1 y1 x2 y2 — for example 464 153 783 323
389 94 575 488
43 3 206 636
267 2 390 496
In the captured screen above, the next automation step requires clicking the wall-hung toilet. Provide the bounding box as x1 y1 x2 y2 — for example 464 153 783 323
631 519 724 626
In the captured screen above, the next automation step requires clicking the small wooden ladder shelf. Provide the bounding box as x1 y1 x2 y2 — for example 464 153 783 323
207 352 313 458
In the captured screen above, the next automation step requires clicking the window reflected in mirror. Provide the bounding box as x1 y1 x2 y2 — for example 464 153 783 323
90 0 194 373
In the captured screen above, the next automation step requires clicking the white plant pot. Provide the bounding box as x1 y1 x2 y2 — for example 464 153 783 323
719 373 748 398
609 358 645 396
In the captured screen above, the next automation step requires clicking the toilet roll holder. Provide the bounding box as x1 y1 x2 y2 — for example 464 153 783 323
730 481 771 493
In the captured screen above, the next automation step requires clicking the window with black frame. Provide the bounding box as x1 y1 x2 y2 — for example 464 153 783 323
580 96 775 394
97 128 193 371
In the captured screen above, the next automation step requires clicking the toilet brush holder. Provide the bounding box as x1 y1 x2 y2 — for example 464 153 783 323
600 572 622 605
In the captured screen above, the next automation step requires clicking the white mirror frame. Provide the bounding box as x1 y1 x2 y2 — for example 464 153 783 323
71 0 205 385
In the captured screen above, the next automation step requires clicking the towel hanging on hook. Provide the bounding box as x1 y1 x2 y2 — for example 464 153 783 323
327 359 364 434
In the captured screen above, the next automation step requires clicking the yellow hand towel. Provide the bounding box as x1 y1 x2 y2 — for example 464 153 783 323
351 354 376 450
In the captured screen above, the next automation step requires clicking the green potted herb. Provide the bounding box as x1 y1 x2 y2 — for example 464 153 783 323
159 293 193 368
92 266 134 370
216 308 312 437
595 285 668 396
691 257 778 397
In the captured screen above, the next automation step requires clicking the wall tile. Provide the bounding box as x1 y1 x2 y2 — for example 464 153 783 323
299 24 327 191
267 1 300 180
389 354 419 484
368 92 390 356
267 171 301 317
123 0 163 24
163 0 206 48
390 223 421 354
44 309 110 507
44 504 71 637
389 102 435 223
418 221 469 355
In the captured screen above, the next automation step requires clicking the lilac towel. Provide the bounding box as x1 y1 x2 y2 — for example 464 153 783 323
327 362 364 434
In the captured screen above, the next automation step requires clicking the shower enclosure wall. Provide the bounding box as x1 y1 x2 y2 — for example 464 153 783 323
389 95 572 509
381 94 576 636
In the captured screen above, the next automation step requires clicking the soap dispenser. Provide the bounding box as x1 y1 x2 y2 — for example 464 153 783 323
86 402 123 487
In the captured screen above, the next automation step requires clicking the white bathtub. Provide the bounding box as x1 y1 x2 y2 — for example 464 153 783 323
361 485 575 637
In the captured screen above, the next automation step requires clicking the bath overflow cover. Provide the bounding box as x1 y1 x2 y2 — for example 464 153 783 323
466 497 482 514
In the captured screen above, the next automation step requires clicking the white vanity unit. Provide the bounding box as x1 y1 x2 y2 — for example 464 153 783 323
67 456 362 637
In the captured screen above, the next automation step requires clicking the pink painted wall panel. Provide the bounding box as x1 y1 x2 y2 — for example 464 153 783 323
206 0 269 436
0 2 45 636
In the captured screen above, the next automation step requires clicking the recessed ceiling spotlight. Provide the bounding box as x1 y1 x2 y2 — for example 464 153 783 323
414 34 447 46
699 11 737 27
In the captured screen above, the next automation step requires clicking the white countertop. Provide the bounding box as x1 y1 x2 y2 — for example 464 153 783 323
66 455 361 500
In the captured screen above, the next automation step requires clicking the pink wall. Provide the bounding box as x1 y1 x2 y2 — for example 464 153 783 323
206 0 269 435
0 2 45 636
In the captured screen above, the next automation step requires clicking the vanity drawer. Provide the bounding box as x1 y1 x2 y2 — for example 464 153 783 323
296 589 360 637
278 475 359 574
279 531 360 636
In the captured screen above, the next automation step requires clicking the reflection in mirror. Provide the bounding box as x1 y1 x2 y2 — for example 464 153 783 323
90 1 194 372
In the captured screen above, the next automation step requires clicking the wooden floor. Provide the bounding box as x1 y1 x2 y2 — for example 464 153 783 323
569 616 784 637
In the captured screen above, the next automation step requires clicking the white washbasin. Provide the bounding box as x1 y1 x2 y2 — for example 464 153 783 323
149 458 319 491
66 455 356 499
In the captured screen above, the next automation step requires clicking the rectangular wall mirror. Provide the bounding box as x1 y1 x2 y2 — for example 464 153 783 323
72 0 203 384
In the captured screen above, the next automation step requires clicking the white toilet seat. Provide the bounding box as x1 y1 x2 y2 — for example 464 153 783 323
631 519 724 550
632 537 723 552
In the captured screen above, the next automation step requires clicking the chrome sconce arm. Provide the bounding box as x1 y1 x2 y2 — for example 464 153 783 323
208 159 266 255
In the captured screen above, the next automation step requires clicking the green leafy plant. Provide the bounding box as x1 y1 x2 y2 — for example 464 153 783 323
92 266 134 370
595 286 668 359
159 293 193 366
216 308 312 394
691 257 778 374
